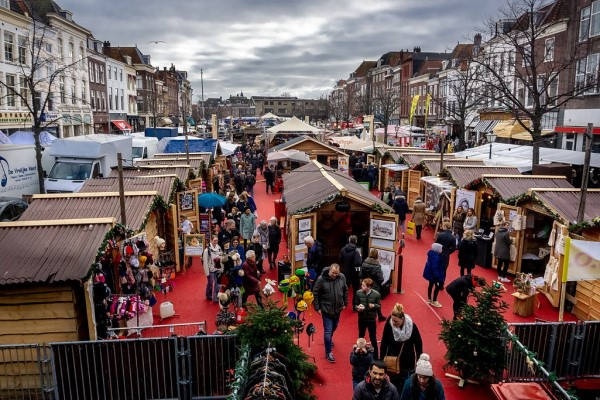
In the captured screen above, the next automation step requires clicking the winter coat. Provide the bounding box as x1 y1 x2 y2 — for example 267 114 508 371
306 241 324 275
446 275 474 302
458 238 478 269
233 244 245 263
249 242 263 264
400 374 445 400
393 197 409 221
242 259 260 293
435 230 456 257
313 266 348 316
360 258 385 292
264 168 274 184
412 201 426 226
202 244 222 276
350 348 375 382
239 213 256 240
353 377 400 400
422 250 446 285
247 196 257 213
452 212 466 233
339 243 362 281
218 228 238 249
267 224 281 250
494 228 512 260
463 215 478 231
379 318 423 374
354 289 381 322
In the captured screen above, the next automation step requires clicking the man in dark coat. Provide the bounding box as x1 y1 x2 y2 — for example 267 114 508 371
313 264 348 363
353 361 400 400
495 221 512 282
339 235 363 294
305 235 324 277
263 166 275 193
435 221 456 271
446 274 484 319
267 216 281 269
392 196 409 232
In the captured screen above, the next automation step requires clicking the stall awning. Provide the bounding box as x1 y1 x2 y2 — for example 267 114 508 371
555 126 600 135
111 120 132 132
493 120 553 141
473 120 493 132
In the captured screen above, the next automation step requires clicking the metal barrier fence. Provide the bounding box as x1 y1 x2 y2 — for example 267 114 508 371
107 321 208 338
0 335 239 400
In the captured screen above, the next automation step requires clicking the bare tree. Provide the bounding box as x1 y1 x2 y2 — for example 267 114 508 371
0 20 88 193
474 0 595 168
328 89 345 127
373 86 399 144
355 90 372 116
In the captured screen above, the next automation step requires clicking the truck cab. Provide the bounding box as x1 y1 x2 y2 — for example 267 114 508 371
45 158 102 193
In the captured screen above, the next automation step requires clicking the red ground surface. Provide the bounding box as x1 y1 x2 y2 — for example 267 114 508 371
151 176 576 399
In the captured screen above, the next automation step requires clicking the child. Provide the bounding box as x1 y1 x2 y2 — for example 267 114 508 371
422 243 446 308
350 338 374 390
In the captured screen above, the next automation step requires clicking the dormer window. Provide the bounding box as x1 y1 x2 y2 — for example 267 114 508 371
0 0 9 9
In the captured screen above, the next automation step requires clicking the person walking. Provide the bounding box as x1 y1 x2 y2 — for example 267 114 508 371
219 220 238 249
350 338 375 390
246 171 256 197
446 274 484 320
399 354 445 400
412 197 426 240
452 206 466 243
267 216 281 269
495 221 512 283
393 195 409 232
313 263 348 363
463 208 477 232
435 221 456 272
379 304 423 392
339 235 363 295
360 248 387 321
202 236 222 303
354 278 381 359
422 243 445 308
241 250 263 308
264 165 275 193
457 230 478 276
305 235 324 277
249 233 265 273
353 361 400 400
239 207 256 251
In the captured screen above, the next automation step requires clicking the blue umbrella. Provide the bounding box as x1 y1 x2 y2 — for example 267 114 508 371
197 192 226 208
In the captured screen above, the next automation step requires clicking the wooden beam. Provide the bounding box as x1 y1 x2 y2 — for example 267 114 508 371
133 164 191 169
482 174 567 179
32 191 159 199
313 160 345 191
0 217 116 228
133 174 178 179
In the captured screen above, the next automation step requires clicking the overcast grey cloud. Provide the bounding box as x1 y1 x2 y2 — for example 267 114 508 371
58 0 502 101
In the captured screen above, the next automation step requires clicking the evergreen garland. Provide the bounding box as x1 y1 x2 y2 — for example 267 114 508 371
228 344 250 400
439 283 509 382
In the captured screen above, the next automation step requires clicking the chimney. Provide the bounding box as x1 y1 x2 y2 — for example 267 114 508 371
413 46 421 53
103 41 111 48
474 33 482 47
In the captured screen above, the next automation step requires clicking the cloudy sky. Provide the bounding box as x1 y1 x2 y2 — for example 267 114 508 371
59 0 502 101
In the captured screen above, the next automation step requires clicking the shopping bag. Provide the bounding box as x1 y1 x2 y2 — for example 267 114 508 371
406 221 415 235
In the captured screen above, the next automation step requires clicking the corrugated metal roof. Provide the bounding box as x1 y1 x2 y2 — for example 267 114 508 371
420 159 485 176
80 176 177 204
0 221 113 285
530 190 600 225
20 193 157 231
111 166 190 182
135 157 208 171
400 153 456 168
446 166 521 188
283 161 392 215
484 176 573 201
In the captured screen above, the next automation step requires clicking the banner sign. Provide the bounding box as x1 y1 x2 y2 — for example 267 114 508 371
562 238 600 282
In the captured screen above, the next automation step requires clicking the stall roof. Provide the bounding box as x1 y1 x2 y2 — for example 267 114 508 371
0 218 115 285
267 116 321 141
283 160 392 215
269 136 347 156
329 136 374 153
418 159 484 176
444 165 521 188
135 156 209 171
80 176 178 204
376 147 435 159
111 166 190 182
218 141 240 156
400 153 456 168
20 191 160 231
525 189 600 226
162 138 218 157
478 175 574 201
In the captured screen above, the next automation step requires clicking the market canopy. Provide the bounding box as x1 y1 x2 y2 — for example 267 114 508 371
259 112 280 120
267 149 310 164
267 116 321 142
283 160 392 215
0 131 10 144
9 130 57 145
329 136 373 153
492 119 553 141
218 141 240 156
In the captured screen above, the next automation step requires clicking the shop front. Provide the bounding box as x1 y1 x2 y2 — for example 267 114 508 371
0 111 33 134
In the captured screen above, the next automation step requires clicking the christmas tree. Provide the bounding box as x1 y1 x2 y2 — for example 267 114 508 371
439 283 509 383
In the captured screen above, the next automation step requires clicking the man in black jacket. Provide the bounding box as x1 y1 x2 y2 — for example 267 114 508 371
435 221 456 271
353 361 399 400
445 274 484 319
264 166 275 193
313 264 348 363
267 216 281 269
339 235 362 294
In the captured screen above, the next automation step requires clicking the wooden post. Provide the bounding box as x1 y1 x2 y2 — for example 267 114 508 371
559 237 570 322
577 123 592 223
117 153 127 227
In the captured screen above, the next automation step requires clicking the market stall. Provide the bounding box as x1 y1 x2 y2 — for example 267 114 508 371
282 160 400 291
268 136 348 171
267 149 310 174
420 175 456 231
266 116 321 145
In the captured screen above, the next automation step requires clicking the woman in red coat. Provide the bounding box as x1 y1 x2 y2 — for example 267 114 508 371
242 250 263 308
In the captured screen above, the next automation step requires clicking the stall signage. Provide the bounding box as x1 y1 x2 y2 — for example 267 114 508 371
562 238 600 282
0 112 32 124
338 156 349 173
0 147 39 197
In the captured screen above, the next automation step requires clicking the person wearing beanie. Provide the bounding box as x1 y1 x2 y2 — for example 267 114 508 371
400 354 445 400
422 243 445 308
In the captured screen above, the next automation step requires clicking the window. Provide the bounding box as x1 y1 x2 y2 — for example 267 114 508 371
45 42 52 53
6 74 15 106
114 91 118 110
580 3 600 41
48 92 54 111
71 78 76 104
120 69 123 82
80 44 84 61
108 66 111 80
68 42 73 58
121 90 124 111
577 54 600 95
4 32 14 62
109 88 113 109
137 75 142 89
57 38 63 60
526 79 534 108
99 66 104 84
545 38 555 62
46 65 52 79
89 62 94 82
114 68 117 80
19 76 28 107
60 76 65 103
17 36 26 64
101 92 106 110
0 0 9 8
548 75 558 105
81 81 86 105
522 44 531 67
94 63 99 83
33 91 41 110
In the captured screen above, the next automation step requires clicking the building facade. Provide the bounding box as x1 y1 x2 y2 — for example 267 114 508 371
105 51 128 133
87 38 108 133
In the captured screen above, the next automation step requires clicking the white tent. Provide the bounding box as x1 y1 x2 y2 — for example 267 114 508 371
9 131 57 146
218 141 240 156
0 131 11 144
267 149 310 164
259 112 280 121
329 136 373 153
266 116 321 142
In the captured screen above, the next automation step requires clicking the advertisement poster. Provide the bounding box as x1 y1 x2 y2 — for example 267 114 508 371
0 146 39 197
184 234 205 257
338 156 349 173
455 189 477 210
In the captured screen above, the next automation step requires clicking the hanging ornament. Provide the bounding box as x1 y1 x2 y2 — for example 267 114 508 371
473 350 478 357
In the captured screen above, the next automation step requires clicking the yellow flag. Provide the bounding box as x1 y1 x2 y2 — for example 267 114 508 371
409 95 420 126
424 94 432 129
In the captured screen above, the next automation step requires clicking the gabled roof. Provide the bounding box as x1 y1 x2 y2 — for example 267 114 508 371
267 116 321 140
111 166 190 182
475 175 573 201
283 161 393 215
417 159 485 177
103 46 147 65
269 136 347 156
443 165 520 188
353 61 377 77
521 189 600 227
0 218 115 285
80 176 179 205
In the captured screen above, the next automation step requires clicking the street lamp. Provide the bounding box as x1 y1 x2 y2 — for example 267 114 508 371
486 132 497 159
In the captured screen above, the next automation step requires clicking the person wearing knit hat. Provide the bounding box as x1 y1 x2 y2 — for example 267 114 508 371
422 243 445 308
399 354 445 400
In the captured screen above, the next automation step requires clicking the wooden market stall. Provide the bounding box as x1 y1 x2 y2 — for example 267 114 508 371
508 189 600 317
269 136 349 170
282 160 401 291
375 147 436 192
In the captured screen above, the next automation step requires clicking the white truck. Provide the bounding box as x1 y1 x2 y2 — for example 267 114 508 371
131 135 158 162
44 134 132 193
0 144 40 198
